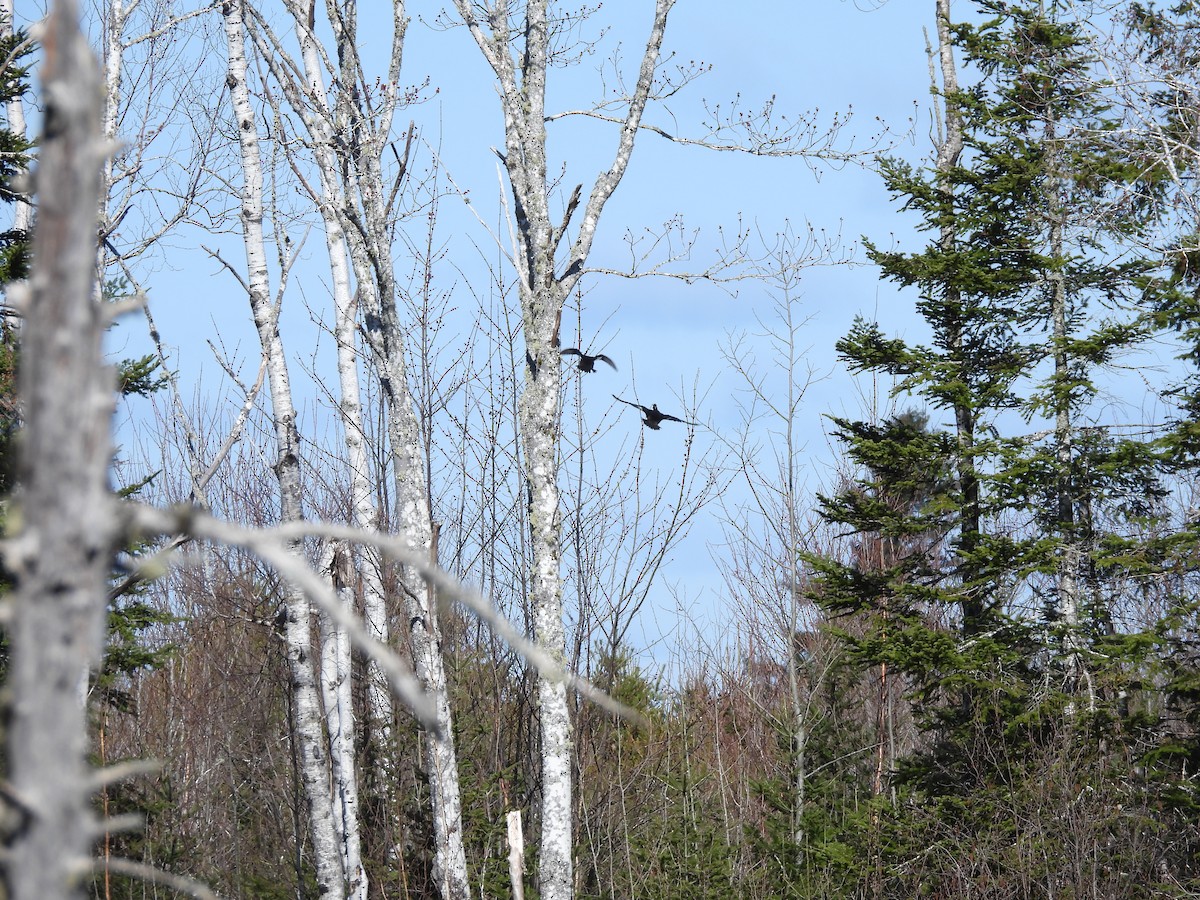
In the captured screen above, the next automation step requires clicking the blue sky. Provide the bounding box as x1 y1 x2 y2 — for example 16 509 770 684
89 0 943 664
402 0 938 656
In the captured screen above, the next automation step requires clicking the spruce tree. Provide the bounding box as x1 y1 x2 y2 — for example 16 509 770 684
810 0 1191 890
1120 5 1200 873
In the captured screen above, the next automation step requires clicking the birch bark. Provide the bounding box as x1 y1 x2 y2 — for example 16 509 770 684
320 542 368 900
319 5 470 893
219 2 346 895
247 3 470 893
449 3 675 896
270 0 395 755
4 3 114 896
350 123 473 900
0 0 30 234
254 9 384 890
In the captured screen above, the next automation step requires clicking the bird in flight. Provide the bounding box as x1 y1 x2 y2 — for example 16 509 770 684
561 348 617 373
613 395 697 430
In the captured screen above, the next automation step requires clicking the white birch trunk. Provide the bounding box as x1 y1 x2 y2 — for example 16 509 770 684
507 809 526 900
5 3 114 896
316 4 470 893
99 0 123 207
334 278 395 774
320 542 368 900
355 203 471 900
276 0 396 779
0 0 31 234
263 12 392 883
323 181 393 887
257 3 470 894
220 2 346 895
450 3 675 895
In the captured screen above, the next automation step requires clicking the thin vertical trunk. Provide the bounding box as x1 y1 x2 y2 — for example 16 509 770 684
281 0 394 745
357 234 470 900
99 0 123 203
262 0 471 889
872 660 888 797
932 0 980 633
91 0 125 292
321 542 368 900
312 2 471 890
1046 137 1093 714
5 5 112 897
0 0 30 234
221 2 345 895
782 296 808 854
260 7 394 884
449 4 675 895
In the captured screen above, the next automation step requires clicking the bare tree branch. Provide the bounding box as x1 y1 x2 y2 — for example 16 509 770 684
121 502 644 724
92 857 225 900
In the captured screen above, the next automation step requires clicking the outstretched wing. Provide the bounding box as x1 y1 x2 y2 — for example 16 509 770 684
613 394 646 414
560 348 583 358
659 409 700 427
594 353 617 371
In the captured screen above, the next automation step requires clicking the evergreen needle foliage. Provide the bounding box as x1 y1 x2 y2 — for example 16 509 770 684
807 1 1200 893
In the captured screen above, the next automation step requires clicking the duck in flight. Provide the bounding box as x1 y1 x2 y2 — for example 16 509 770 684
613 395 697 430
560 348 617 373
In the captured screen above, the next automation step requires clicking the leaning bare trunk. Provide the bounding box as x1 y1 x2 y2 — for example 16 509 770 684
278 10 387 883
345 220 471 892
284 1 470 891
4 5 114 896
332 275 394 789
332 12 469 894
348 138 468 888
251 0 468 891
326 207 392 867
274 0 397 757
221 2 345 895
